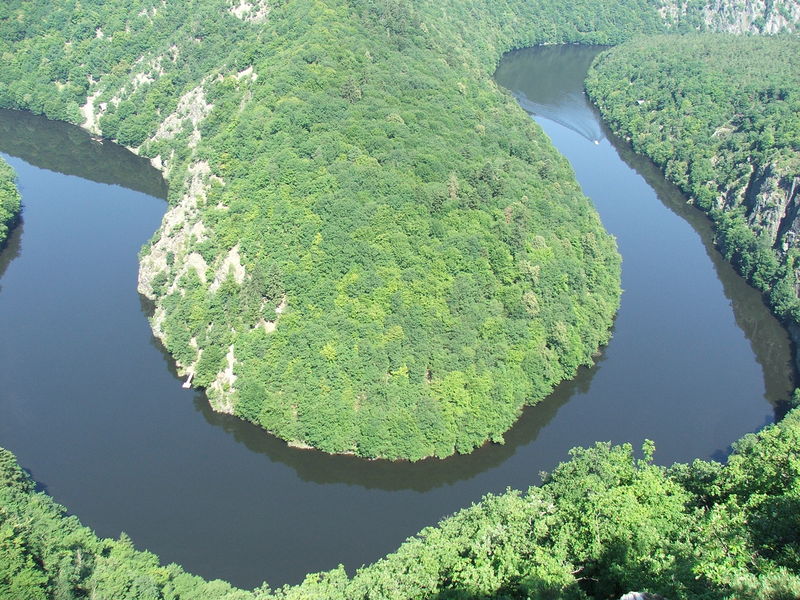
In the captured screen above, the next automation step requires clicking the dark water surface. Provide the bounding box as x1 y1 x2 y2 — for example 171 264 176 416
0 46 794 589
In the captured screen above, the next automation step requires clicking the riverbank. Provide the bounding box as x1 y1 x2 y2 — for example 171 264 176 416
586 34 800 371
4 405 800 599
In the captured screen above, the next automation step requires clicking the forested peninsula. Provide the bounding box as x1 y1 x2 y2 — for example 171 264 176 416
0 158 21 249
587 34 800 343
1 0 662 459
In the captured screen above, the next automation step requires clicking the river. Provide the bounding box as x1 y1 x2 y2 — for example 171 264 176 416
0 45 793 589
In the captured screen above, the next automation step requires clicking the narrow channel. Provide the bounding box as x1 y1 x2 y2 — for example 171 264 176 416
0 45 792 589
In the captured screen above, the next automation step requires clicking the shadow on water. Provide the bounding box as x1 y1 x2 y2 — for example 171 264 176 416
0 215 24 291
140 292 608 491
191 352 607 491
604 120 796 421
0 109 167 199
23 466 50 496
496 44 794 422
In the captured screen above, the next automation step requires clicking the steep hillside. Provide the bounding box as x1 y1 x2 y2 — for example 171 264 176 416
660 0 800 33
587 35 800 349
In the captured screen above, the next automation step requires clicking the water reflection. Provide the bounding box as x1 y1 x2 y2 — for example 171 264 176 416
0 215 23 290
497 45 607 143
191 355 606 491
496 45 793 422
0 109 166 199
606 123 796 418
141 290 606 490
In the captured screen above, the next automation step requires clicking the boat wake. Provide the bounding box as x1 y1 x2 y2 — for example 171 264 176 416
512 90 604 145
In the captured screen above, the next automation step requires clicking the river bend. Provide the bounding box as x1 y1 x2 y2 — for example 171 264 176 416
0 45 793 588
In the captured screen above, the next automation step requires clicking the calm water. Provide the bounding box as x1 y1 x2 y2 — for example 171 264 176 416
0 45 794 589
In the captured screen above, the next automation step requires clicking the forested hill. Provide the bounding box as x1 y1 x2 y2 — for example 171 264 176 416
4 408 800 599
0 0 636 460
586 35 800 335
0 158 21 249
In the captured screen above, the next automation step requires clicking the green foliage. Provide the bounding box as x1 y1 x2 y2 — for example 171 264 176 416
587 34 800 325
0 158 21 248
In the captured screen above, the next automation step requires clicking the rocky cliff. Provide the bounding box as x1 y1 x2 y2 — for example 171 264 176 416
661 0 800 33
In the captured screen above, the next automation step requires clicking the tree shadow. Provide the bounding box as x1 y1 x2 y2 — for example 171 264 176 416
0 109 167 199
0 213 24 292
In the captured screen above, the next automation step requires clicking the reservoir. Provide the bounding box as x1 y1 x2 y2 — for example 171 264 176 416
0 45 793 589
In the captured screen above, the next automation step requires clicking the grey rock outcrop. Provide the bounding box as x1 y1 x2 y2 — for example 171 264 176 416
661 0 800 34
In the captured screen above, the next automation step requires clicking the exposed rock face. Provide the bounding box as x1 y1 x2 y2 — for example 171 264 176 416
208 344 238 413
712 154 800 257
209 245 246 293
701 0 800 33
661 0 800 33
80 90 103 135
138 160 213 300
229 0 271 23
743 162 800 252
778 177 800 253
153 84 213 150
